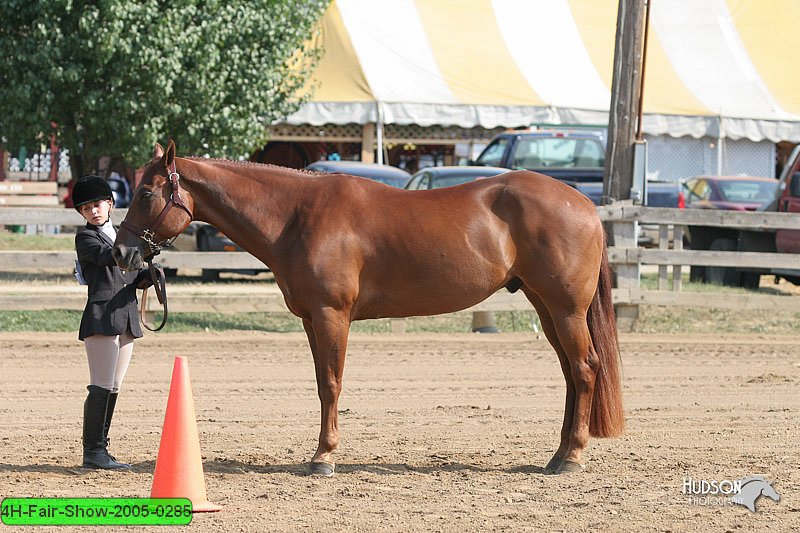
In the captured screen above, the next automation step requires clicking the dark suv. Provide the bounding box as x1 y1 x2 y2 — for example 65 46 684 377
474 129 606 182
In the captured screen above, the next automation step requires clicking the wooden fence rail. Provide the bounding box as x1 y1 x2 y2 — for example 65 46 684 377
3 206 800 322
0 207 531 330
0 207 265 270
599 205 800 323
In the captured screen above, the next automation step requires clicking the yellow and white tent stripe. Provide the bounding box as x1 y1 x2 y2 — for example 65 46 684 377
288 0 800 142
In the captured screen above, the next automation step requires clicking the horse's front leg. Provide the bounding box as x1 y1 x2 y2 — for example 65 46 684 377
301 310 351 476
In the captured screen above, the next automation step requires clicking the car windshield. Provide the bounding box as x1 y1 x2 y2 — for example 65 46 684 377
717 180 778 203
474 139 508 167
370 176 409 188
431 175 481 189
512 137 605 169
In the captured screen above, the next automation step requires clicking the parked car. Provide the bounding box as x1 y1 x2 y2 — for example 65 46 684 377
683 175 781 286
404 165 510 190
305 160 412 188
684 175 779 211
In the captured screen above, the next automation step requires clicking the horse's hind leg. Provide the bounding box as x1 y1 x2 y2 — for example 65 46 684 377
548 308 597 473
301 311 351 476
523 289 574 472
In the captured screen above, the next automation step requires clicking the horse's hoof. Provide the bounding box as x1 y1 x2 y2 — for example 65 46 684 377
308 461 335 477
544 455 563 473
555 460 584 474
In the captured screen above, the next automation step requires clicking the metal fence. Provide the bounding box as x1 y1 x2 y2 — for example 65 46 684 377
645 134 775 182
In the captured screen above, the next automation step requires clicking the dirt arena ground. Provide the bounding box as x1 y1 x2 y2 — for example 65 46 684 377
1 331 798 532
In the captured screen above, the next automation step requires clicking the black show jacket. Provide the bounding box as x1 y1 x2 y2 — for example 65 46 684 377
75 224 148 341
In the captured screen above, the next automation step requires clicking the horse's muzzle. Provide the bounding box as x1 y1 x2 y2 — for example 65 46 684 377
113 243 144 270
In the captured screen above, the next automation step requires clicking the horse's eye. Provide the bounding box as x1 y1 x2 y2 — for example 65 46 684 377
141 191 154 200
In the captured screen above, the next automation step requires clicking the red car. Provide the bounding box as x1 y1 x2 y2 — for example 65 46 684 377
684 175 779 211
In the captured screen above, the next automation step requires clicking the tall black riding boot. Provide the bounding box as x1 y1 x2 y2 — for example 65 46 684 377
82 385 130 470
103 392 121 461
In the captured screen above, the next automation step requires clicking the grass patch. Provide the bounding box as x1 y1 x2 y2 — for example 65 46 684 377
2 306 798 335
635 306 800 335
0 310 305 334
0 310 543 334
0 310 80 332
640 272 755 294
0 231 75 251
634 272 800 334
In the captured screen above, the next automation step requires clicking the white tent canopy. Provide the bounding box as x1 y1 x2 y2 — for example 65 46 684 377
288 0 800 143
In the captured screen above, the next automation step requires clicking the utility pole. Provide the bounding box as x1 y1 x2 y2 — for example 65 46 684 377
603 0 648 204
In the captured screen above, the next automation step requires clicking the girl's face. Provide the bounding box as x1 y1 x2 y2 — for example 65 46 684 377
78 199 112 226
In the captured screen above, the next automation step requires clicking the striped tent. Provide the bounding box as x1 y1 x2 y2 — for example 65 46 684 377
287 0 800 143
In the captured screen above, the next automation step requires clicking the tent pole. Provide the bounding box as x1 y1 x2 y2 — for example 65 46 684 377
376 101 384 165
716 116 724 175
360 123 375 163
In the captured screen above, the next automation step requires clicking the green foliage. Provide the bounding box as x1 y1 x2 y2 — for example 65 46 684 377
0 0 329 174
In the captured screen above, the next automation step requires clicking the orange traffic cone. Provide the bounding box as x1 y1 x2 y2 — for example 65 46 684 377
151 356 221 512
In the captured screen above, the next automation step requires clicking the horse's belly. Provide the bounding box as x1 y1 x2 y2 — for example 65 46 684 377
355 269 504 319
355 235 513 319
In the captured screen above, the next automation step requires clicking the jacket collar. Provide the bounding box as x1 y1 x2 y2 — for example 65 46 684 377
86 222 116 246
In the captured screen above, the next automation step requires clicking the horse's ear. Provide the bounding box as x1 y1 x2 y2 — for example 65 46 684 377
152 142 164 160
162 139 176 169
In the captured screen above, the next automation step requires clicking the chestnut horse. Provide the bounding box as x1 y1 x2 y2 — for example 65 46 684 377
114 141 624 476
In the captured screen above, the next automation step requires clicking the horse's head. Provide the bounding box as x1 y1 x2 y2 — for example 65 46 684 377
113 140 194 270
761 481 780 502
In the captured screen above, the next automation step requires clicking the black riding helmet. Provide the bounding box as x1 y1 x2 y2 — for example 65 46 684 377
72 175 113 210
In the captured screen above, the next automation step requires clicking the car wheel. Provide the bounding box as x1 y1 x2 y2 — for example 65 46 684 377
201 269 220 282
163 268 178 278
689 266 706 283
740 272 760 289
706 238 741 287
197 229 211 251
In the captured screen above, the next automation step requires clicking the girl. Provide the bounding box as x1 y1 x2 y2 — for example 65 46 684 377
72 175 150 470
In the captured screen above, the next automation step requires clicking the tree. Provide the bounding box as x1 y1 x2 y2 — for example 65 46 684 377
0 0 329 179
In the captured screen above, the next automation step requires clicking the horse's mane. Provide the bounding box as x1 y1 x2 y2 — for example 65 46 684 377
184 156 319 176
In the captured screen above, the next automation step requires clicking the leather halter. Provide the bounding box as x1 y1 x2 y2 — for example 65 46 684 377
119 160 193 259
118 161 191 332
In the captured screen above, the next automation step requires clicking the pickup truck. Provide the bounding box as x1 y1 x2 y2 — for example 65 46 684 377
686 146 800 288
473 128 684 208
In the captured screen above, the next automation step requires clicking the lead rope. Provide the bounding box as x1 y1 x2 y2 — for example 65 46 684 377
139 261 168 331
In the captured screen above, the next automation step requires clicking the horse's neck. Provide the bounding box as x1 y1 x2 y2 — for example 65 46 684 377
183 160 305 263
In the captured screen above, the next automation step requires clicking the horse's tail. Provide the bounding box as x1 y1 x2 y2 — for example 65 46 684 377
587 236 625 438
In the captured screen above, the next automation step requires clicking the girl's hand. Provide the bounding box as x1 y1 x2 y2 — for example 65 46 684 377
135 265 158 289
